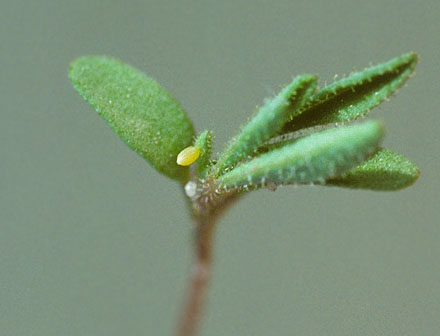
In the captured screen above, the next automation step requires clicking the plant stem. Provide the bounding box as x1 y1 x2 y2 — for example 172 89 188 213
176 217 215 336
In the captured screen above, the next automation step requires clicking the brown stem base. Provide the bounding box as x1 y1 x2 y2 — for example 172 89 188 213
176 221 215 336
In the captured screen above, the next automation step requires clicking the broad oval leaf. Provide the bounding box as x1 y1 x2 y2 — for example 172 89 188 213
326 148 419 190
281 52 418 133
69 56 195 182
213 74 317 176
218 121 384 192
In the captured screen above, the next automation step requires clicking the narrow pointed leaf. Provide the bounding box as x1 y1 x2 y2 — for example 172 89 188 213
258 124 334 155
281 52 418 133
218 121 384 192
326 148 419 190
213 74 317 176
69 56 195 182
194 130 213 179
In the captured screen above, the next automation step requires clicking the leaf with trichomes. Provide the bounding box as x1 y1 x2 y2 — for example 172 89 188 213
194 130 213 179
281 52 418 133
214 75 317 176
326 148 419 190
69 56 195 182
218 121 384 191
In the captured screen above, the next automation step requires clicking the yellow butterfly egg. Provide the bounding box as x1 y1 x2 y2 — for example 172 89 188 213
176 146 201 166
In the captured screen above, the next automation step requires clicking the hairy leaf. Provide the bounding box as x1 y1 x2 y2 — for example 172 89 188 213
69 56 195 182
194 130 213 179
218 121 384 191
326 148 419 190
214 74 317 176
281 52 418 133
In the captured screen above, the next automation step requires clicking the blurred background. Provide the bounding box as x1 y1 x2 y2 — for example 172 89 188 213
1 1 439 335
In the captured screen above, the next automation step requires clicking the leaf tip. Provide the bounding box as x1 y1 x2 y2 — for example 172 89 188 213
405 51 419 65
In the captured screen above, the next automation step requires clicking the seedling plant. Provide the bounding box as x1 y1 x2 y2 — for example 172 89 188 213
69 52 419 336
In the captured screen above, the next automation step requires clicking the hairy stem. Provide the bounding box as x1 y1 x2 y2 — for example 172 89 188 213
176 176 239 336
176 217 215 336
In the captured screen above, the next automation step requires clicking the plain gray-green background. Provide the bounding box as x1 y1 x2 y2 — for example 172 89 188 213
1 1 439 335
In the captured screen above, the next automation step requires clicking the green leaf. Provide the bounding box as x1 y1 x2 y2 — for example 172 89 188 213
194 130 213 179
281 52 418 133
218 121 384 192
326 148 419 190
69 56 195 182
213 74 317 176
